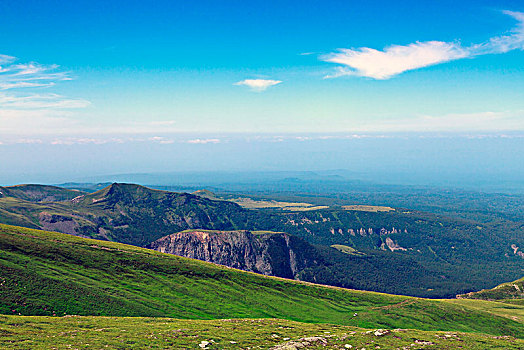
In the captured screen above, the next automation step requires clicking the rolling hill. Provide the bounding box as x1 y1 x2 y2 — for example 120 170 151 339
0 223 523 342
458 277 524 302
0 184 85 202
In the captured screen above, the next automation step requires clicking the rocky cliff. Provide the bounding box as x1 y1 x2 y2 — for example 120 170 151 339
148 230 322 279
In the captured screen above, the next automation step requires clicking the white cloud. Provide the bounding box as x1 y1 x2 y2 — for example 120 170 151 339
472 10 524 54
234 79 282 92
186 138 221 144
322 11 524 79
323 41 467 79
0 55 15 66
0 93 90 109
148 136 175 144
0 55 90 136
50 138 122 145
0 60 71 90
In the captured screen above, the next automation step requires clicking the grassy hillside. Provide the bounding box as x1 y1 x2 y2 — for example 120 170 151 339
0 224 523 339
458 277 524 301
0 184 84 202
1 316 523 349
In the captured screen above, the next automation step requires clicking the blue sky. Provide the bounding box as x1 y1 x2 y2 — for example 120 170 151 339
1 1 524 184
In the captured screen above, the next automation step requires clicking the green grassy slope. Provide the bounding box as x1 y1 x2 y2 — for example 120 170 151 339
447 299 524 323
0 224 523 338
1 316 523 350
0 184 84 202
458 277 524 301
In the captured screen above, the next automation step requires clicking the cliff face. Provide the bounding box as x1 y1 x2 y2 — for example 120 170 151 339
148 230 321 279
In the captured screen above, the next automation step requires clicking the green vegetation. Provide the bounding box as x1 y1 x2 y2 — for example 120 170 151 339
1 316 523 349
262 208 524 297
330 244 365 256
458 277 524 301
0 184 84 202
0 183 522 298
1 223 523 339
447 299 524 323
0 183 252 247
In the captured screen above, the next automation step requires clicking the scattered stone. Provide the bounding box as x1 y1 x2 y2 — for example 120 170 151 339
344 345 353 349
269 336 327 350
373 329 390 337
199 340 210 348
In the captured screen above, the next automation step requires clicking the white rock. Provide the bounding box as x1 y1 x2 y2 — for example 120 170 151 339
373 329 390 336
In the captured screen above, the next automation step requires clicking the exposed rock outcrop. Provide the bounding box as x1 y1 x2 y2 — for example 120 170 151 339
148 230 321 279
38 212 79 235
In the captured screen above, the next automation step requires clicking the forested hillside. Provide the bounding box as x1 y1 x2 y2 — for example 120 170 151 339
0 183 522 298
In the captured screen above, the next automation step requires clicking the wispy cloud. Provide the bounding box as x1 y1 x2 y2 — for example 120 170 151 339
185 138 221 144
0 93 90 109
0 55 90 135
234 79 282 92
0 57 71 90
322 11 524 79
50 137 123 145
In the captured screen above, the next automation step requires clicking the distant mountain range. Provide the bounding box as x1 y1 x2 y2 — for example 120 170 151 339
0 182 522 298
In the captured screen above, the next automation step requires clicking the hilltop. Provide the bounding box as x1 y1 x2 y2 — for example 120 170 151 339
458 277 524 302
0 184 85 202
